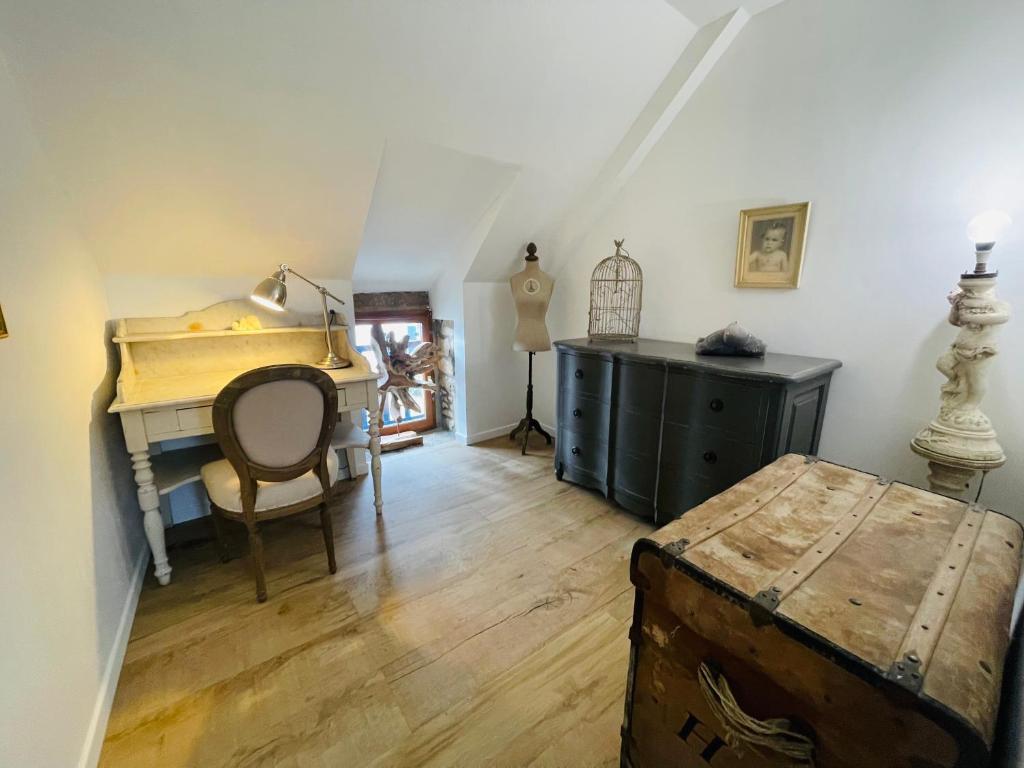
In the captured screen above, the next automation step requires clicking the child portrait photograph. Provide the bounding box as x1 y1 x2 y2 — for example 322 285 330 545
734 202 810 288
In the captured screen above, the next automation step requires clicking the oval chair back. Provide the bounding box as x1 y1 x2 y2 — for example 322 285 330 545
207 364 340 601
212 365 339 513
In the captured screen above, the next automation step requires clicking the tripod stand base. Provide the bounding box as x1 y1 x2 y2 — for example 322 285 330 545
509 417 552 455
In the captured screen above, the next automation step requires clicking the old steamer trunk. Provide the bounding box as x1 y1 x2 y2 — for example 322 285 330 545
622 454 1023 767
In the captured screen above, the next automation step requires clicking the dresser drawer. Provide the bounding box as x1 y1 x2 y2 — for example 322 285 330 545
611 450 657 507
655 474 719 523
614 360 664 415
663 370 769 442
559 351 611 402
660 423 761 487
613 409 661 459
558 392 610 443
558 428 607 479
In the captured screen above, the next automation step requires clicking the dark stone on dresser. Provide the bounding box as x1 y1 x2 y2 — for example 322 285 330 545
554 338 841 524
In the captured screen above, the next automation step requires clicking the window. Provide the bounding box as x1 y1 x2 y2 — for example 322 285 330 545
353 309 436 435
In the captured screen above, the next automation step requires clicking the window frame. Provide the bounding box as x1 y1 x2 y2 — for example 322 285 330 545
354 307 437 436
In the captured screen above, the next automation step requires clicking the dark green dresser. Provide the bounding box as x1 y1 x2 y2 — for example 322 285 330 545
554 338 841 524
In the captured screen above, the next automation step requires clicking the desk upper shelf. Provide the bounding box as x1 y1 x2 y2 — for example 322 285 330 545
108 299 378 414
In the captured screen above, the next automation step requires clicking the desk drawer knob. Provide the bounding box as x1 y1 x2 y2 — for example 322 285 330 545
574 369 584 379
709 398 724 412
572 408 582 418
703 451 718 464
571 446 581 456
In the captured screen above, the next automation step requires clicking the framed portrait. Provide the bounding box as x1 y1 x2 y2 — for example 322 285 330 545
0 304 7 339
734 202 810 288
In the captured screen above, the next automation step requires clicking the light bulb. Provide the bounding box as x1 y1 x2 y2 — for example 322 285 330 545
967 210 1012 247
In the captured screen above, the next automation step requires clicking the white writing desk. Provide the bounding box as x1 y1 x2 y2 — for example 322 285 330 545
108 300 382 585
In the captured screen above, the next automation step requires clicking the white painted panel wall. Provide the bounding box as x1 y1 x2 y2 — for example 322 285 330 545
0 53 145 768
543 0 1024 517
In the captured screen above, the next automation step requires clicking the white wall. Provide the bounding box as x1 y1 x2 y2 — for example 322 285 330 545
462 282 527 442
0 53 145 767
544 0 1024 517
429 269 469 439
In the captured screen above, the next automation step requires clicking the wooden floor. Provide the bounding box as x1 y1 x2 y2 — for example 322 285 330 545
100 434 653 767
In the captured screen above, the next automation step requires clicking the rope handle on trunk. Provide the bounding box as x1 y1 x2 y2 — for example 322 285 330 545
698 661 816 766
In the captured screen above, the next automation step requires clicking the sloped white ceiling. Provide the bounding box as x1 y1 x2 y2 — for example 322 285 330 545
353 140 520 291
665 0 784 26
0 0 695 281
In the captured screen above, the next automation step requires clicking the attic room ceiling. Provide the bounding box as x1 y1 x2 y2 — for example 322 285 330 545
352 140 520 292
0 1 767 284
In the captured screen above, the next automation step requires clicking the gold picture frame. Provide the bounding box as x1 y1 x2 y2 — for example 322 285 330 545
734 202 810 289
0 304 7 339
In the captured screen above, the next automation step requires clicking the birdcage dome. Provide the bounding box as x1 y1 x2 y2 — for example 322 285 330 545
588 239 642 342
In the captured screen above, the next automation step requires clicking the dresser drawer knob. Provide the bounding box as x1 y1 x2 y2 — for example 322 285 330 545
572 408 582 418
574 369 584 379
571 446 581 456
709 398 724 412
703 451 718 464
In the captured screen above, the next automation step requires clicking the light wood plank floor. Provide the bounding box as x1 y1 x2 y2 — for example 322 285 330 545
100 434 653 767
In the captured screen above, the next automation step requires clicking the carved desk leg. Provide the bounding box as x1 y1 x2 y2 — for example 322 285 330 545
121 412 172 585
369 390 384 516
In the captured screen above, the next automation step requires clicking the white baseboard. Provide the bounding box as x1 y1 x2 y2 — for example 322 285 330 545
466 422 557 446
466 423 517 445
79 545 149 768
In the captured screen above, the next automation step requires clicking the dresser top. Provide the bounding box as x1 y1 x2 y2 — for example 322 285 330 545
554 338 841 383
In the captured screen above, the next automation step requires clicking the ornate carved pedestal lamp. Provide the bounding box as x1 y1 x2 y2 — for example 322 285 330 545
911 211 1012 497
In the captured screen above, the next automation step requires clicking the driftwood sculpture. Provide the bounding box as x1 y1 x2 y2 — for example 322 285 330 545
370 325 440 427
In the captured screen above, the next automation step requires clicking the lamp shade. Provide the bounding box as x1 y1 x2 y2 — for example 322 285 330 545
250 269 288 311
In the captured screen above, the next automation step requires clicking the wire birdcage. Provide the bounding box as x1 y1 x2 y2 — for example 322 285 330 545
588 239 642 342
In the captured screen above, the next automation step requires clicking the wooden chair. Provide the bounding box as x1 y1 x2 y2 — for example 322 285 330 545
200 364 339 602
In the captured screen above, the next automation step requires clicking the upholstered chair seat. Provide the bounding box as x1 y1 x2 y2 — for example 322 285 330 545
201 449 339 513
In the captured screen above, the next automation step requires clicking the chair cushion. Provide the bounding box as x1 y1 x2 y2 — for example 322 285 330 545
201 449 339 513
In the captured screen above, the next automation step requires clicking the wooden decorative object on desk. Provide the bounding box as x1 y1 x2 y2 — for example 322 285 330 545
622 453 1023 767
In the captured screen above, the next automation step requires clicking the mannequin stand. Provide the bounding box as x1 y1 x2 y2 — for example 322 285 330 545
509 351 552 455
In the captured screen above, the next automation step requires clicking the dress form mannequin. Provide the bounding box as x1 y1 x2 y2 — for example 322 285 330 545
510 243 554 352
509 243 554 453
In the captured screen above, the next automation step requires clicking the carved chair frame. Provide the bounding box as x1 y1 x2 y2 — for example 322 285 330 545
207 364 339 601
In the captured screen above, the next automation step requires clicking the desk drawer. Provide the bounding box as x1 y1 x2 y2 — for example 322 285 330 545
177 405 213 431
344 383 369 409
143 405 214 439
143 409 180 436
